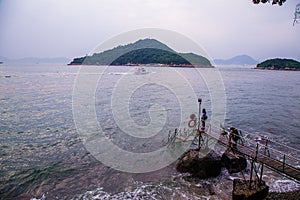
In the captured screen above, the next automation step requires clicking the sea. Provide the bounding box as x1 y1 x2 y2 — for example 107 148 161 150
0 63 299 200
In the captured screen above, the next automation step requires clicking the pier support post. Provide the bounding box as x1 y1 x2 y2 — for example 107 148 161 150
259 163 264 185
249 159 254 190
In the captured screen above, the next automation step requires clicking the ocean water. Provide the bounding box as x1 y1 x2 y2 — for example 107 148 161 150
0 63 299 199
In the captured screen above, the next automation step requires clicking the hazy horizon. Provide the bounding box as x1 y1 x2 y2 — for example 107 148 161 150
0 0 300 61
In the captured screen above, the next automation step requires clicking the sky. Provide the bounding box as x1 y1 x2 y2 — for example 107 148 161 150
0 0 299 61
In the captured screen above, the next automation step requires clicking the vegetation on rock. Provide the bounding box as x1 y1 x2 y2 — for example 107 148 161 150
69 39 212 67
256 58 300 70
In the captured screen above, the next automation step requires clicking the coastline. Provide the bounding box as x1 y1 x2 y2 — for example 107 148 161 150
255 67 300 71
255 58 300 71
67 63 214 68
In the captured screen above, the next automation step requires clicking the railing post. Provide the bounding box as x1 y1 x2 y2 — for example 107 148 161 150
264 139 270 157
259 139 269 185
205 124 210 148
255 143 259 161
259 163 264 185
249 159 254 190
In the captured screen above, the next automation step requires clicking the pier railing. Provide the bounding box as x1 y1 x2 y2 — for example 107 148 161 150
168 120 300 182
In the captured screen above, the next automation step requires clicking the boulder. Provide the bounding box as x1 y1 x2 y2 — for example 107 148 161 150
176 149 222 179
232 179 269 200
221 149 247 174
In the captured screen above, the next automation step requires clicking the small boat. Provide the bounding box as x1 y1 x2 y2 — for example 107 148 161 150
108 72 129 75
134 67 149 75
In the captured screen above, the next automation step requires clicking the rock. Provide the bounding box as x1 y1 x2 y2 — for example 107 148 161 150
221 149 247 174
265 189 300 200
176 149 222 179
232 179 269 200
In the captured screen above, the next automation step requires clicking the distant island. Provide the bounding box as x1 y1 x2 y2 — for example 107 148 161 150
0 56 70 64
256 58 300 71
214 55 258 65
69 39 213 68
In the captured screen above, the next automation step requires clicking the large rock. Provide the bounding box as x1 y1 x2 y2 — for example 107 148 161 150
221 149 247 174
176 149 222 179
232 179 269 200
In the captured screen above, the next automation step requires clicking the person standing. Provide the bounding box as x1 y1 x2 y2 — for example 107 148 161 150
200 108 208 131
229 127 240 151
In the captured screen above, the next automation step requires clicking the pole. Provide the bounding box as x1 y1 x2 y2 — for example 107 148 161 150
259 163 264 185
255 143 259 161
197 98 202 131
260 139 268 185
249 159 254 190
197 98 202 150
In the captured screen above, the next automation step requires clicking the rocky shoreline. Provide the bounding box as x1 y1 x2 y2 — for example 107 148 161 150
265 189 300 200
255 66 300 71
255 58 300 71
176 148 299 199
68 63 214 68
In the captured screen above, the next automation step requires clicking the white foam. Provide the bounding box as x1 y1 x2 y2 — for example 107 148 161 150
30 193 46 200
270 179 300 193
72 181 212 200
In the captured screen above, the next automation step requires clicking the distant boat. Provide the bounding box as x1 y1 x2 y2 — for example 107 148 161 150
0 61 3 64
108 72 129 75
134 67 149 75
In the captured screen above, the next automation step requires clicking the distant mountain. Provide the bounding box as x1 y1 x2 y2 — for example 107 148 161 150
0 56 9 62
214 55 258 65
0 56 70 63
69 38 213 67
256 58 300 71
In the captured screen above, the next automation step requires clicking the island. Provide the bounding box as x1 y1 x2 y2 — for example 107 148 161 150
255 58 300 71
214 55 258 65
69 38 213 68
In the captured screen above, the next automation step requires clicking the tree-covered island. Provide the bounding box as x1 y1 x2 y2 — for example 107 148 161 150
69 39 213 68
256 58 300 71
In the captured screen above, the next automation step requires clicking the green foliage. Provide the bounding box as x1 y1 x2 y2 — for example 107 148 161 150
180 53 212 66
110 48 211 66
69 56 86 65
257 58 300 69
111 48 186 65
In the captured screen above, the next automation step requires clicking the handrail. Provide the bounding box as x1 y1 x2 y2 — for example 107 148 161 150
167 119 300 182
168 119 300 180
210 119 300 154
208 120 300 160
198 121 300 171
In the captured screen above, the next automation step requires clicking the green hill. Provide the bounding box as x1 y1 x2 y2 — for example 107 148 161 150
256 58 300 71
69 39 212 67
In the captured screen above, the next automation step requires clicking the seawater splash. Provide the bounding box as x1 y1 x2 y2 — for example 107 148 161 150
30 193 46 200
72 182 212 200
272 180 300 193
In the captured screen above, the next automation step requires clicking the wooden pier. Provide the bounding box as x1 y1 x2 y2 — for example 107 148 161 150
169 122 300 183
216 131 300 182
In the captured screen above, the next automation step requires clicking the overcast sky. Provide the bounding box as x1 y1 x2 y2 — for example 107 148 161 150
0 0 299 61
